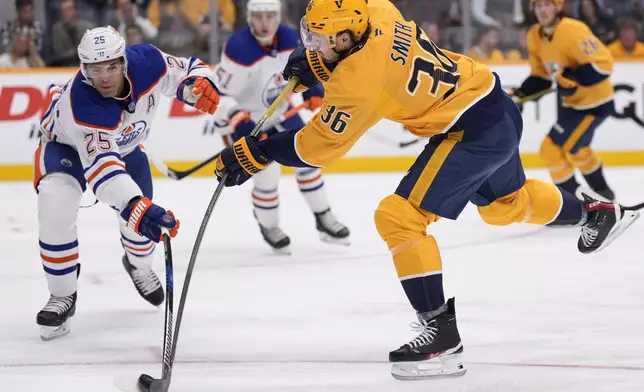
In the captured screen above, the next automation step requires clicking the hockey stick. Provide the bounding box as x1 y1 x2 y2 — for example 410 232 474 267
513 87 555 105
153 101 309 181
622 202 644 211
114 230 174 392
142 230 175 391
134 77 300 392
366 129 423 148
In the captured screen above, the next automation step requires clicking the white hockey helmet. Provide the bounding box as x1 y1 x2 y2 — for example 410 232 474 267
78 26 127 79
247 0 282 43
247 0 282 15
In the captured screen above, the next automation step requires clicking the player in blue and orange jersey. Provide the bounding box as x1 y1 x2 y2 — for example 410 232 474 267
511 0 616 201
213 0 639 381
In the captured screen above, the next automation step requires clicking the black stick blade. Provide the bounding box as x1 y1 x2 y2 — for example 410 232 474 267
138 374 171 392
137 374 153 391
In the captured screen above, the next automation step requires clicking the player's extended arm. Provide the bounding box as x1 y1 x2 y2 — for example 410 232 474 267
147 44 221 114
73 123 178 242
510 29 552 103
61 74 179 243
213 47 380 187
214 99 382 186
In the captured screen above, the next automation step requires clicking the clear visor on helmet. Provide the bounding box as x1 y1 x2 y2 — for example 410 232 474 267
83 58 124 79
300 16 333 51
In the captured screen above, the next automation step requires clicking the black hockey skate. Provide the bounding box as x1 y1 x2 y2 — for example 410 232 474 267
315 209 350 245
574 185 615 203
389 298 466 380
122 255 164 307
259 224 292 255
578 194 639 254
593 187 615 202
37 292 77 341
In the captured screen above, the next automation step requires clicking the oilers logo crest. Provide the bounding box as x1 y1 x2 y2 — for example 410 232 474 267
116 120 147 146
262 73 288 108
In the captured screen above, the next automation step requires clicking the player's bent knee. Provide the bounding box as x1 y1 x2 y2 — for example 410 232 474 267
478 179 563 226
522 178 563 225
539 136 567 165
570 146 600 173
374 194 439 249
37 173 83 227
477 188 529 226
375 194 442 279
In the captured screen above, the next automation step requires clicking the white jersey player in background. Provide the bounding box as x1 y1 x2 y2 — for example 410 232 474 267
212 0 350 254
34 26 220 340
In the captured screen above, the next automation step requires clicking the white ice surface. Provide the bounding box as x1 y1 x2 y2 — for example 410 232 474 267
2 168 644 392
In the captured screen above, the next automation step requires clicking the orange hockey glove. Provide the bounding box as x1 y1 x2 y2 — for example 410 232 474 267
305 96 324 110
302 84 324 111
178 77 220 115
120 197 180 242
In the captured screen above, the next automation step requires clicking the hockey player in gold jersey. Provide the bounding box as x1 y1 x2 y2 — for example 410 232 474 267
511 0 616 201
214 0 639 380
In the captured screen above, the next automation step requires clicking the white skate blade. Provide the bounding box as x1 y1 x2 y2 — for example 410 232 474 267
590 208 640 255
391 352 467 381
271 245 292 255
319 232 350 246
40 321 71 341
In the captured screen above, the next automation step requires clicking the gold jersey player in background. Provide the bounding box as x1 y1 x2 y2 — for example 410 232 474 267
214 0 639 381
511 0 616 201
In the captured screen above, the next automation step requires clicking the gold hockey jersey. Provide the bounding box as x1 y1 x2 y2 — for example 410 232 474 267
526 17 614 110
294 0 498 167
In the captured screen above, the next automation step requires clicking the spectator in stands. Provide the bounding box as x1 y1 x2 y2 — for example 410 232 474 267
1 0 43 54
468 26 505 63
196 11 234 60
0 32 44 68
50 0 94 67
471 0 501 27
514 0 537 27
154 0 200 58
440 0 463 28
424 22 441 46
125 24 145 46
146 0 236 33
562 0 575 17
132 0 153 12
567 0 633 19
78 0 112 27
579 0 617 44
505 25 529 60
421 0 462 52
608 19 644 58
281 0 309 28
197 13 211 55
113 0 158 40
